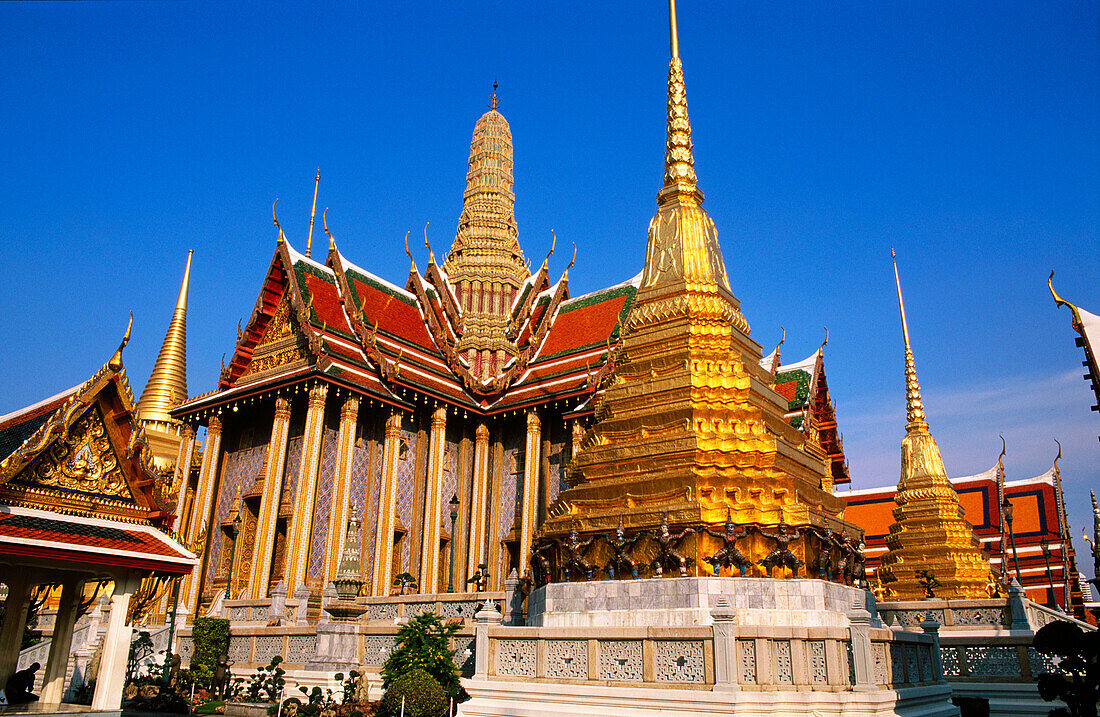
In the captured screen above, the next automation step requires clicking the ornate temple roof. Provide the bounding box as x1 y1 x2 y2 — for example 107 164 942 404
175 224 636 420
0 323 178 527
771 342 850 486
0 503 193 575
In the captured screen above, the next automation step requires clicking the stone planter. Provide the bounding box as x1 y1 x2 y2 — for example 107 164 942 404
225 702 273 717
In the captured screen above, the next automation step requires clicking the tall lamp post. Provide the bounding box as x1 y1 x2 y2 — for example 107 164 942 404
1002 496 1022 582
1040 538 1059 610
225 510 242 600
447 494 460 593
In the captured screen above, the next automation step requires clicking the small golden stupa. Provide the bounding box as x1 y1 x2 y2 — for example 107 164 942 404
876 253 992 599
539 0 862 578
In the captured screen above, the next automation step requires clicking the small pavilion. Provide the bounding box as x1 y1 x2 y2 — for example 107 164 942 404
0 323 196 711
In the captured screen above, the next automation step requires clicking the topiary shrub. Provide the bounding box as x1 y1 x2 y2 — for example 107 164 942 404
1033 620 1099 717
381 669 445 717
380 612 461 699
190 618 230 688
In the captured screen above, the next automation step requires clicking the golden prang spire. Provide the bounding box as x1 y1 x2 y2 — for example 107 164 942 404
892 248 928 428
137 249 192 427
443 82 530 381
877 251 991 600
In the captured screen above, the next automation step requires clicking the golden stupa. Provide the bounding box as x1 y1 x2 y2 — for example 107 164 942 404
876 253 992 599
539 1 862 578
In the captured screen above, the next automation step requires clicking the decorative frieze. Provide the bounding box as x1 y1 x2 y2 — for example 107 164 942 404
808 640 828 684
774 640 793 684
362 636 396 666
737 640 757 684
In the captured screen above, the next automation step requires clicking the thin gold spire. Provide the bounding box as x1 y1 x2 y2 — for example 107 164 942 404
137 250 192 426
306 168 320 258
489 80 499 111
668 0 680 59
892 249 927 428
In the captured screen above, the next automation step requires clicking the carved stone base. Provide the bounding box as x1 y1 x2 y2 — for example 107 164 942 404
528 577 864 628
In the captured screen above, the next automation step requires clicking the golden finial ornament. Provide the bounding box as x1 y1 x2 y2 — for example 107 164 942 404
306 168 320 258
1049 270 1084 331
489 80 499 111
273 199 285 244
323 207 335 252
424 221 435 264
109 312 134 372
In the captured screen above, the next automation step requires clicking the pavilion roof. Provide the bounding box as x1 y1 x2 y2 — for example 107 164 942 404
176 238 638 419
0 504 194 576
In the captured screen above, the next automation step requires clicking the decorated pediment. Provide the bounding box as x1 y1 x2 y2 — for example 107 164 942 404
0 326 169 524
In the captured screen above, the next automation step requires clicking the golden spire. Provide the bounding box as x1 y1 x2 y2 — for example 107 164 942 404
661 0 698 200
137 250 192 426
306 168 320 258
638 0 739 318
878 249 990 600
892 248 927 428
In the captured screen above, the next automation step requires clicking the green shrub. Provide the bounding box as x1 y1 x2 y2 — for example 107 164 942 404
381 669 446 717
381 612 460 698
246 657 286 703
190 618 230 687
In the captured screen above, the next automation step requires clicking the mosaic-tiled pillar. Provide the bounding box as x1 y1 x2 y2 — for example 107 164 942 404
418 407 448 593
284 384 329 595
519 410 541 580
465 422 491 591
324 396 360 583
249 398 292 599
171 424 197 533
181 415 222 617
371 412 402 596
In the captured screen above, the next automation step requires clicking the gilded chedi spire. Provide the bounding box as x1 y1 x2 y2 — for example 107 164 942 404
444 84 531 380
877 252 991 600
137 250 192 470
638 0 745 333
543 0 859 575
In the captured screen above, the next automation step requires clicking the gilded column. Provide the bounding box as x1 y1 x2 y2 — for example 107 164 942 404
324 396 360 583
249 398 292 599
371 412 402 596
181 415 222 617
171 424 197 536
284 384 329 595
419 407 448 593
519 410 541 579
465 423 491 589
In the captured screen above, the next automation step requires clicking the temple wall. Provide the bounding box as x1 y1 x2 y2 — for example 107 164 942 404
305 427 339 583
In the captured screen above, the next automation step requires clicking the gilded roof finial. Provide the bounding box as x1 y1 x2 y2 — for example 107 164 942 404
1053 438 1062 474
323 207 335 252
542 230 557 269
273 199 285 244
1049 270 1083 331
668 0 680 59
424 221 435 265
489 80 499 111
892 248 927 429
137 249 193 423
109 311 133 372
306 168 320 258
819 326 829 354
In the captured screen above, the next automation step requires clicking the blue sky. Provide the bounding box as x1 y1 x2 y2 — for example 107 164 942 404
2 2 1098 578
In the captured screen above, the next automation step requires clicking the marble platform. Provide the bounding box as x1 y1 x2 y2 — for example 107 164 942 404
527 577 864 628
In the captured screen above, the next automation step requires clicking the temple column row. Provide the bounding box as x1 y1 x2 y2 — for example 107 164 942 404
181 415 222 616
284 384 329 595
250 399 292 599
